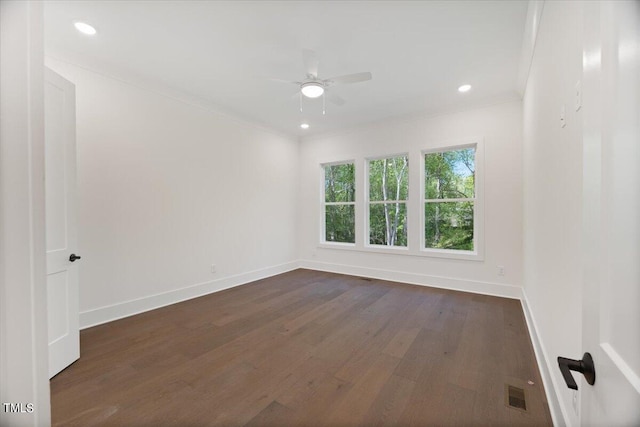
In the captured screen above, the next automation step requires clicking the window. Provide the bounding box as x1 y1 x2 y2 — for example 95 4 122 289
319 141 482 260
367 155 408 247
323 162 355 244
423 146 476 251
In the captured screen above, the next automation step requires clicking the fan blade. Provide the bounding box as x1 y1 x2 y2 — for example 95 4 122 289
325 72 372 86
269 78 301 85
302 49 319 78
326 91 346 106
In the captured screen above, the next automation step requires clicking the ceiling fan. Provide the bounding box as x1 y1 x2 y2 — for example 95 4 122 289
274 49 372 111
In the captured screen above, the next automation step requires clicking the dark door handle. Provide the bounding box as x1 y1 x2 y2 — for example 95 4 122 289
69 253 82 262
557 352 595 390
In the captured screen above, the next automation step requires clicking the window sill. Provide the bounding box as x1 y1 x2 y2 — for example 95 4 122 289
319 241 356 249
318 242 483 261
419 248 483 261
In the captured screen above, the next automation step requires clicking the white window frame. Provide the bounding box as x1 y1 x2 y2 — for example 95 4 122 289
420 140 484 261
365 153 410 252
320 160 356 246
316 139 483 261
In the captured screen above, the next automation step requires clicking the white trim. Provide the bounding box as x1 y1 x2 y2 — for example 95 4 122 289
418 247 481 261
362 244 410 254
521 289 568 427
365 153 410 248
516 1 546 96
79 261 298 329
0 2 51 425
80 260 523 331
299 260 522 300
424 198 474 203
318 242 356 250
320 161 357 245
300 97 521 143
369 200 409 205
316 243 483 261
421 139 485 261
320 159 356 168
325 202 355 206
422 140 479 155
44 56 296 141
318 140 484 261
600 343 640 395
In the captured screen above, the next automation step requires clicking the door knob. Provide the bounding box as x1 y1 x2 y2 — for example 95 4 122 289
557 352 595 390
69 253 82 262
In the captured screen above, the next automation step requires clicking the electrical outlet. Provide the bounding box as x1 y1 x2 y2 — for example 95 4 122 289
497 265 505 276
211 264 217 274
572 390 578 415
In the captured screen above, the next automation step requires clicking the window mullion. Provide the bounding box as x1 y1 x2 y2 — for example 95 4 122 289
424 197 475 203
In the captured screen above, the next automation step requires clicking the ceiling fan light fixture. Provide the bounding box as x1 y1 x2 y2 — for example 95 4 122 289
300 123 310 129
458 84 472 93
74 21 97 35
301 82 324 98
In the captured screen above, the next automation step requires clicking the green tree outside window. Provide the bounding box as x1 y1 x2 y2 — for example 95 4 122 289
368 155 408 247
324 163 355 243
424 147 475 251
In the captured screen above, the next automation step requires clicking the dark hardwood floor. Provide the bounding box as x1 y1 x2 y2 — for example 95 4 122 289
50 269 552 426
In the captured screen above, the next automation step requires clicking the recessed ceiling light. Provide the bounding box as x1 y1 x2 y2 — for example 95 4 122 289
300 123 310 129
74 22 97 36
300 82 324 98
458 84 472 93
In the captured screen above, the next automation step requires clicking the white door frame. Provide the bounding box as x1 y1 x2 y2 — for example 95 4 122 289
0 1 51 426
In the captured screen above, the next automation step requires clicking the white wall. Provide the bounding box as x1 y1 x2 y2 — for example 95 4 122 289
0 1 51 426
297 101 523 297
45 59 299 328
522 1 585 425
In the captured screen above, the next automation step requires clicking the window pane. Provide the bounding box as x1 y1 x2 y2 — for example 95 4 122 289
325 163 355 203
425 148 475 199
369 156 409 201
425 201 474 250
325 204 355 243
369 203 407 247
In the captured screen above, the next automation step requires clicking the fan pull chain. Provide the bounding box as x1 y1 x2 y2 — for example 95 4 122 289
323 92 326 115
300 92 303 113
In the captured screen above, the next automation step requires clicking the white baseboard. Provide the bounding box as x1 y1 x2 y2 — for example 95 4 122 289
299 259 523 300
79 261 299 329
521 289 569 427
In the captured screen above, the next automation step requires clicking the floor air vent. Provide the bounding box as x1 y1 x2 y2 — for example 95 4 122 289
505 384 527 411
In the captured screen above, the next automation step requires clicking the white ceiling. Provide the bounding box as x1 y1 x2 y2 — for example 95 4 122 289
44 1 529 138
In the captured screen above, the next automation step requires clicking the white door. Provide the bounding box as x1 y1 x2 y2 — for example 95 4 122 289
45 67 80 378
580 1 640 425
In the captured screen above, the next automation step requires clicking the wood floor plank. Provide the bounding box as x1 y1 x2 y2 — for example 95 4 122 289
287 375 353 426
325 353 402 426
360 374 416 426
244 400 296 427
274 359 335 410
50 269 552 426
382 326 421 359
